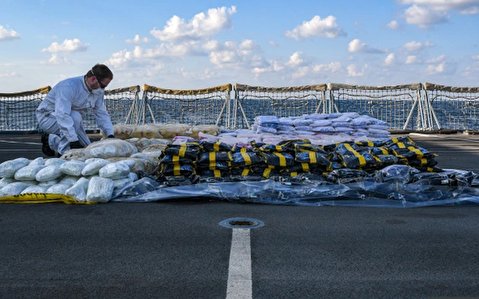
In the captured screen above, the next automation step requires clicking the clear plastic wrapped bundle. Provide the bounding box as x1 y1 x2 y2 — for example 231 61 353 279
86 176 114 203
46 184 71 194
85 139 138 158
99 161 131 179
65 177 90 201
21 185 47 194
81 158 110 176
35 165 64 182
14 165 45 181
0 158 30 178
60 160 86 176
0 181 31 195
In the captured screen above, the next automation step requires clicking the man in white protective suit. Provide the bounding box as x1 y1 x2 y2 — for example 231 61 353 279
36 64 115 156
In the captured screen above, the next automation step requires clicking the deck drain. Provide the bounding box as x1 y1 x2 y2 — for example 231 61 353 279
219 217 264 229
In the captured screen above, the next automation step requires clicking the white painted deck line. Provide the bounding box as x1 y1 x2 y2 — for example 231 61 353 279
226 228 252 299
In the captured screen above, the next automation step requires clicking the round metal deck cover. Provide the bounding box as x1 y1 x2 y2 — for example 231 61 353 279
219 217 264 229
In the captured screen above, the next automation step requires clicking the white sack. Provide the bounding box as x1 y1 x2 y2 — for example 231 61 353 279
0 158 30 178
36 165 64 182
21 185 47 194
46 184 70 194
60 160 86 176
99 162 130 179
14 165 45 181
86 176 114 203
65 177 89 201
0 182 31 196
81 158 109 176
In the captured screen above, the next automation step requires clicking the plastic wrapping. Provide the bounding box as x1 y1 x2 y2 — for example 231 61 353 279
113 177 479 207
99 161 131 179
0 158 30 178
14 165 45 181
35 165 64 182
65 177 89 202
60 160 86 176
86 176 114 203
81 158 110 176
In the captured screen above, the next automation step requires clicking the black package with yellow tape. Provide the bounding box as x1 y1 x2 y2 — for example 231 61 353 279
199 140 232 152
198 169 229 178
198 152 232 164
164 142 201 159
160 154 195 165
230 151 264 166
389 144 435 160
277 139 311 152
197 161 231 171
159 163 196 177
293 143 326 154
294 151 330 167
260 152 295 167
335 143 377 169
375 154 399 167
255 143 289 153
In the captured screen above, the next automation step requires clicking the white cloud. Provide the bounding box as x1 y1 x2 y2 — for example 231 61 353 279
387 20 399 30
0 25 19 41
126 34 148 44
403 40 432 51
285 15 345 39
348 39 365 53
287 52 305 67
406 55 418 64
348 39 383 54
404 5 448 27
347 64 366 77
384 53 395 66
150 6 237 41
43 38 88 53
47 54 69 65
399 0 479 27
426 55 447 74
312 62 341 73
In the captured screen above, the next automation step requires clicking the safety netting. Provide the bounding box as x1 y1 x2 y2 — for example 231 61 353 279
83 85 141 130
424 83 479 132
233 84 329 129
329 83 423 131
142 84 232 127
0 86 51 131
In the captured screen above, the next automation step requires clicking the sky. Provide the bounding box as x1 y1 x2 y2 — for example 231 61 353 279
1 0 479 92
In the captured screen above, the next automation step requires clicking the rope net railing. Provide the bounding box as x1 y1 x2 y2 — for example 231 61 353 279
328 83 424 131
1 82 479 133
141 84 232 127
0 86 51 131
83 85 141 130
423 82 479 131
233 83 328 129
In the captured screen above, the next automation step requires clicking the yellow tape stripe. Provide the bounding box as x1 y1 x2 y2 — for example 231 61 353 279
179 144 186 157
263 167 272 178
214 170 221 178
301 163 309 172
273 152 286 167
408 146 424 158
397 142 406 149
240 151 252 165
173 164 181 176
172 155 179 163
308 151 317 164
241 168 250 176
209 152 216 163
344 143 366 167
214 143 220 152
275 145 283 152
0 193 92 204
290 172 298 177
